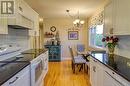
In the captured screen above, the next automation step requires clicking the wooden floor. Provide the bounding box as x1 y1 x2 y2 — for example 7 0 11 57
44 61 91 86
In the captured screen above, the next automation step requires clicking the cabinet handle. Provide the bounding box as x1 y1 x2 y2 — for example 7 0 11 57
93 66 96 72
109 28 113 34
19 7 23 12
105 71 125 86
93 59 97 62
9 77 19 84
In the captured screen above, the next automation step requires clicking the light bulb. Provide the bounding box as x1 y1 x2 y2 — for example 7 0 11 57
75 19 80 23
80 20 85 24
73 21 77 24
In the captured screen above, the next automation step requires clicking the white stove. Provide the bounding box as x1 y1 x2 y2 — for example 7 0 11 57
0 45 21 61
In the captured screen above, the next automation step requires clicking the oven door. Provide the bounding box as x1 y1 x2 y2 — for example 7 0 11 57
31 59 43 86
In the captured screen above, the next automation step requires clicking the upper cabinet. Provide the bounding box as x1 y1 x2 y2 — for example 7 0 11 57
104 0 130 35
104 0 114 35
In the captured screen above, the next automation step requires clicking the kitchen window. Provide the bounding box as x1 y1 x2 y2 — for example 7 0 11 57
89 24 105 48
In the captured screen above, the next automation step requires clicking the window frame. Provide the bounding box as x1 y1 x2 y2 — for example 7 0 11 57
89 24 105 49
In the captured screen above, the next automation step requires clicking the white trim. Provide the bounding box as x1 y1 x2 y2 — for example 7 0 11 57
89 45 106 50
61 57 71 61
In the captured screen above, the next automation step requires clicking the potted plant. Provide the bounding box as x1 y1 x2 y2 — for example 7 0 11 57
102 36 119 54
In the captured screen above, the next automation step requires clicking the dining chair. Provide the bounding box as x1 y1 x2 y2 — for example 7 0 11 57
69 46 86 73
77 44 85 53
76 44 90 73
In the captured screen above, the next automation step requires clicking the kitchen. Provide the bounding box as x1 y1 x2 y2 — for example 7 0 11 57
0 0 130 86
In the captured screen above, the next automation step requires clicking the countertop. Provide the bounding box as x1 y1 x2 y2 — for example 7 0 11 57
0 62 29 85
90 51 130 82
0 49 47 85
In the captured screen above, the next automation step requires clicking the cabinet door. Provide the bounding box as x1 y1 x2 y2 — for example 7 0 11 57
96 62 104 86
114 0 130 35
104 1 114 35
90 58 97 86
0 18 8 34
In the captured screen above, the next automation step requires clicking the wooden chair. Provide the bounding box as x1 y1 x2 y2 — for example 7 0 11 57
76 44 90 73
69 46 86 73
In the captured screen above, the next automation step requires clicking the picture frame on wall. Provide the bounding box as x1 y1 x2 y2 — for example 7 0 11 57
68 31 78 40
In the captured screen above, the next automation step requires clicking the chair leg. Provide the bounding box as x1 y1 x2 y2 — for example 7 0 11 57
71 62 73 70
84 64 86 72
79 64 83 72
73 64 75 73
86 65 88 74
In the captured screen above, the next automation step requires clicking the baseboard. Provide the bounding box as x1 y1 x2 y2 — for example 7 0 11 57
61 57 71 61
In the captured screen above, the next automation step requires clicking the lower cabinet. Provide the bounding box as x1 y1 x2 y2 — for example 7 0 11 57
90 57 130 86
41 51 49 78
90 57 104 86
2 66 30 86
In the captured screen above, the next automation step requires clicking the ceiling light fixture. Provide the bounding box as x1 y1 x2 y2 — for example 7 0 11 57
66 10 85 28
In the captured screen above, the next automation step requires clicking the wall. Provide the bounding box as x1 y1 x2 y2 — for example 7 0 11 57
115 36 130 58
44 18 88 60
0 27 29 51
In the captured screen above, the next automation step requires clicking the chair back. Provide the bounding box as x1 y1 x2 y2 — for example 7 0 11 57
77 44 85 52
68 46 74 60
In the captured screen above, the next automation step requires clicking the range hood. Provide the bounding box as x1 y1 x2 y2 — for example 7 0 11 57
7 14 34 30
8 25 31 30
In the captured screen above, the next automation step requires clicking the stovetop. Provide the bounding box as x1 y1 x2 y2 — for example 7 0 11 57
0 49 47 85
0 49 48 62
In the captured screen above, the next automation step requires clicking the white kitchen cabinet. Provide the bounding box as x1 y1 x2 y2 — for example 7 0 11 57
104 0 114 35
114 0 130 35
2 65 30 86
43 51 48 76
104 0 130 35
90 57 96 86
40 51 48 78
90 57 104 86
0 18 8 34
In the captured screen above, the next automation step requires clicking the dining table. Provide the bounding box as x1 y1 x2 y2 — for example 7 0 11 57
77 51 90 72
77 51 90 61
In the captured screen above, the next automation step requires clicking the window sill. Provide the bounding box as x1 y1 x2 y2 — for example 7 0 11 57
88 45 106 51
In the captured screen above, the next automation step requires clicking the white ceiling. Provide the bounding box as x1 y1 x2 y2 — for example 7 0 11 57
24 0 107 19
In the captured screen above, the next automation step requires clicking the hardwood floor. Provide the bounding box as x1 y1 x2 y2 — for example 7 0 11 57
44 61 91 86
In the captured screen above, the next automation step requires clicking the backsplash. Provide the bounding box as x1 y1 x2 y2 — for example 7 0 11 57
115 35 130 59
0 27 29 51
